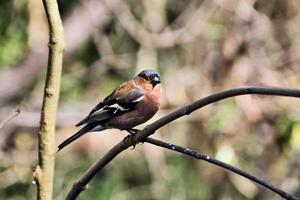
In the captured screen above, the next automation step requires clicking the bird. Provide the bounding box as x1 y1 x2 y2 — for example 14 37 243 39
57 69 162 151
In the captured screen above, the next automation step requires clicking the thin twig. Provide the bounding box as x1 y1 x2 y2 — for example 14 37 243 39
0 107 20 129
145 137 300 200
66 86 300 199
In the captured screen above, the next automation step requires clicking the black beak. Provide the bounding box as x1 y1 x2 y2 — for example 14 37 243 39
151 76 160 87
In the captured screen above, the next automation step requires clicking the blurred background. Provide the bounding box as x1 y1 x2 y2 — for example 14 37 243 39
1 0 300 199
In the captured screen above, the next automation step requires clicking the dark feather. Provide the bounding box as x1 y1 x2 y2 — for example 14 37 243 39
76 84 144 127
57 123 98 152
75 115 91 127
88 89 117 115
76 106 127 126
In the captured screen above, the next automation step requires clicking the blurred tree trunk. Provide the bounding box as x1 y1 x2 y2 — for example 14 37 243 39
33 0 65 199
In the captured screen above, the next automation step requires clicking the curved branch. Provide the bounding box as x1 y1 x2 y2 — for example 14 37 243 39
66 86 300 199
145 137 300 200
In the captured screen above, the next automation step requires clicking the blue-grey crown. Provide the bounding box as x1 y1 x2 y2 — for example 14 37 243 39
137 69 159 78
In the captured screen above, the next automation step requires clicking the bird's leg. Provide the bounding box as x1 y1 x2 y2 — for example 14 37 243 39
128 128 139 134
125 128 140 149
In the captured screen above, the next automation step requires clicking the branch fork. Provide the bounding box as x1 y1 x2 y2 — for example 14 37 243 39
66 86 300 200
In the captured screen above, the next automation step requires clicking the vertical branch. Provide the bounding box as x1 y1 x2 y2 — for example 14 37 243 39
33 0 65 199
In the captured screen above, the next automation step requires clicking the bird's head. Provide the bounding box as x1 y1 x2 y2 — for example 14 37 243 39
136 69 161 88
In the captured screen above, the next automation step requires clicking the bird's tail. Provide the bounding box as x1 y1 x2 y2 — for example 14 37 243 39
57 123 98 152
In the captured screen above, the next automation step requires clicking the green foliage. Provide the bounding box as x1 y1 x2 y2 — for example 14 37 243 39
166 155 212 200
60 66 86 103
0 0 27 68
51 150 215 200
276 117 294 152
208 100 241 133
57 0 80 17
1 182 28 200
107 22 139 54
74 40 99 66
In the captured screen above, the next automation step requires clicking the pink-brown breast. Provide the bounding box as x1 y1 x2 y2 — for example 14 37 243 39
106 84 161 130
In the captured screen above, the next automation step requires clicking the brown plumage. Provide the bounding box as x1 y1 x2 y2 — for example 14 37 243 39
58 69 161 151
107 79 161 129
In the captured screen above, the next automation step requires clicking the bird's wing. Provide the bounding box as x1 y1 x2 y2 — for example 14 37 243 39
76 81 144 127
114 87 145 105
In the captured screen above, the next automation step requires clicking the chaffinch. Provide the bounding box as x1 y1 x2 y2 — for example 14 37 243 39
58 69 162 151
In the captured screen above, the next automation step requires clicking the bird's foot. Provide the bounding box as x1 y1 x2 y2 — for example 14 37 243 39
125 129 140 149
123 134 136 149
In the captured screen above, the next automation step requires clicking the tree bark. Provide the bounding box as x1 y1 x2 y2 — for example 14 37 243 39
33 0 65 199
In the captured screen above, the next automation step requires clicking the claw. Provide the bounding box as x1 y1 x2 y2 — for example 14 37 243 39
125 128 140 149
123 135 130 142
130 143 136 150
